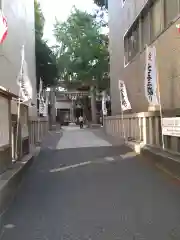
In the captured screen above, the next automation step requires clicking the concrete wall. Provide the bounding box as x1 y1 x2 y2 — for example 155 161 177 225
108 0 180 114
0 0 37 116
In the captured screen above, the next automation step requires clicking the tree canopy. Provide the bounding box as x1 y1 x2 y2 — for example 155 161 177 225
54 7 109 91
34 0 58 90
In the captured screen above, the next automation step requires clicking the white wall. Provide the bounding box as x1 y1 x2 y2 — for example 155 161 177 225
0 0 37 116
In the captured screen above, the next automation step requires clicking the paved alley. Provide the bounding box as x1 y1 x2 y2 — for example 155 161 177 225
1 126 180 240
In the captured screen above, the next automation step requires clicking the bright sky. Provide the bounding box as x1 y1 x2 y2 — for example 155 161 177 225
39 0 97 46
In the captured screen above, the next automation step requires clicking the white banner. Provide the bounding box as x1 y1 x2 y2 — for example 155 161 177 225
43 90 49 117
39 97 45 115
102 91 107 115
144 46 159 105
17 45 33 102
38 78 43 100
119 80 131 111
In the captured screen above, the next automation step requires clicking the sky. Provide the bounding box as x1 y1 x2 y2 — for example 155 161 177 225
39 0 97 46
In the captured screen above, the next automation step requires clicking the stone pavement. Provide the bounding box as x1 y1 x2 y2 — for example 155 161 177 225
1 126 180 240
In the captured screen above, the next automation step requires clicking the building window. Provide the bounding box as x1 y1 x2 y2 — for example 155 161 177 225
141 12 150 49
164 0 179 27
124 22 140 63
127 32 133 61
151 0 162 39
124 0 180 65
131 22 139 58
124 36 129 65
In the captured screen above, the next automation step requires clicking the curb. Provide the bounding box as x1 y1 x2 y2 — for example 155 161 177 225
96 128 180 180
0 147 40 216
141 146 180 180
126 141 180 181
89 124 101 129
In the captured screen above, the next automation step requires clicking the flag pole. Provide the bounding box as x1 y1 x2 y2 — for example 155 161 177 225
119 93 126 140
156 50 165 149
14 91 21 162
37 81 41 143
121 108 126 140
14 45 24 162
38 117 40 143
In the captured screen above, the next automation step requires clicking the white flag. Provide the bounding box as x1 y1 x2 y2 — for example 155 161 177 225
144 46 159 105
38 78 43 100
39 96 45 115
43 90 49 117
17 45 33 102
118 80 131 111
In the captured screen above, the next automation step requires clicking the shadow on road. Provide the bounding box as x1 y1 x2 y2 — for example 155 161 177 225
1 142 180 240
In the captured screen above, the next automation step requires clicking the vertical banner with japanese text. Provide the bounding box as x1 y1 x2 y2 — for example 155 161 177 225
144 46 159 105
17 45 33 102
118 80 131 111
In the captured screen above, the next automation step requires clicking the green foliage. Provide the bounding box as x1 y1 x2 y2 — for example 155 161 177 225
34 0 45 37
34 0 58 89
35 38 58 89
54 7 109 90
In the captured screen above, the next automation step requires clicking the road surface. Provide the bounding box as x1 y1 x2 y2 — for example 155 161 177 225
1 126 180 240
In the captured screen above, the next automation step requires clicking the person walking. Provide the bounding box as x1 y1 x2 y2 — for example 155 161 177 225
79 115 83 128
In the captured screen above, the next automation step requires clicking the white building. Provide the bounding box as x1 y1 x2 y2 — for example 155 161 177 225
0 0 37 173
0 0 37 116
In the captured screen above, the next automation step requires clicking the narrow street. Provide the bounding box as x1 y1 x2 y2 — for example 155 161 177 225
1 126 180 240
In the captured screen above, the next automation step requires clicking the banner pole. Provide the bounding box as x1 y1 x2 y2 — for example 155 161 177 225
157 70 165 149
155 48 165 149
121 108 126 140
119 92 126 140
14 93 21 162
37 117 40 143
37 79 42 142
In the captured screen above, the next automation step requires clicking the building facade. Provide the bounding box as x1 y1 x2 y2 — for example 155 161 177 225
0 0 37 171
0 0 37 116
109 0 180 115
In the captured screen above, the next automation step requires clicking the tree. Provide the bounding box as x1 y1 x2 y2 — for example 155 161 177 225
54 8 109 121
34 0 45 38
34 0 58 90
54 8 109 122
54 7 109 85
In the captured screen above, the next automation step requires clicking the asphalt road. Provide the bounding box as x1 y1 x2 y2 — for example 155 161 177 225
1 126 180 240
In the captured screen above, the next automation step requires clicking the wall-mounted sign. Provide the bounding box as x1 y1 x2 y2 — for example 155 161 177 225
162 117 180 137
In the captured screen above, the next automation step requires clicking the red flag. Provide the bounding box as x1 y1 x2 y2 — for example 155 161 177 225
0 10 7 44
